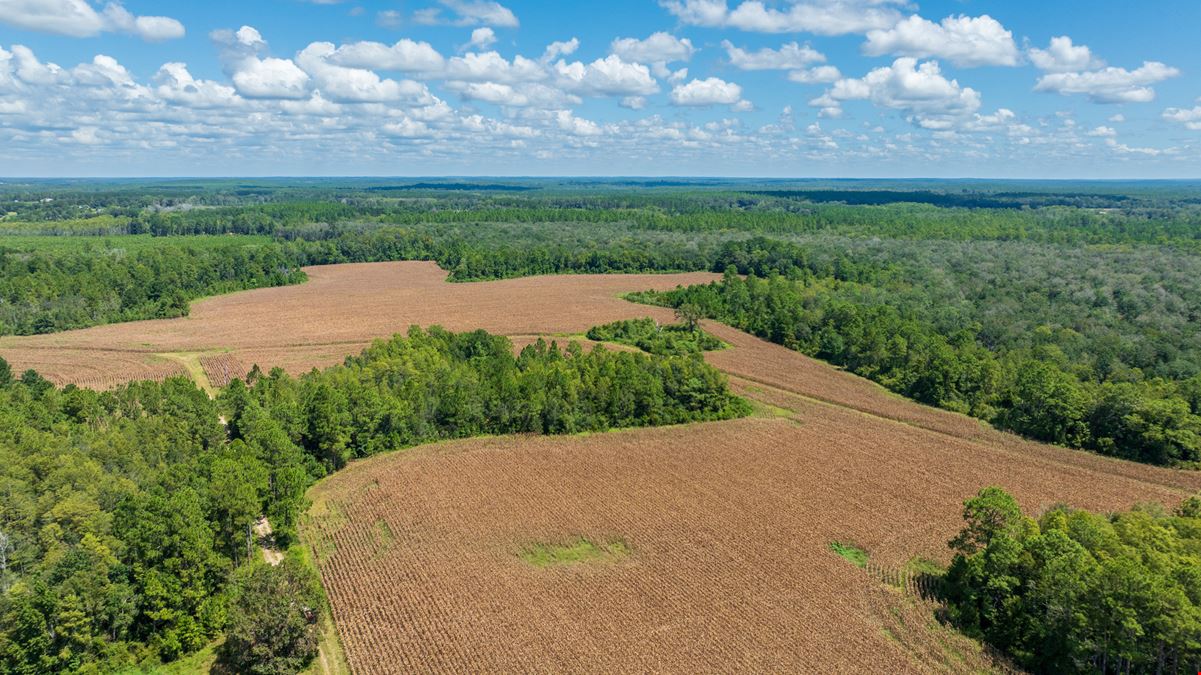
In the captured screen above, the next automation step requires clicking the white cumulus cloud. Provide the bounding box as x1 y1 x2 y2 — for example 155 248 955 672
232 56 310 100
1035 62 1179 104
383 117 434 138
787 65 841 84
466 27 497 50
444 51 544 83
100 3 185 42
670 77 749 110
212 26 310 100
812 57 981 128
863 15 1019 68
542 38 579 62
0 0 183 41
154 62 242 108
611 32 695 64
723 40 824 69
555 109 604 136
72 54 134 87
454 81 527 105
1163 105 1201 131
1029 36 1103 73
661 0 905 36
554 55 659 97
7 45 67 85
298 41 433 103
328 39 446 74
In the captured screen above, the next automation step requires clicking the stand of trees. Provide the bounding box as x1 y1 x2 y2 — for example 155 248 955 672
0 331 746 672
943 487 1201 674
586 317 724 356
216 553 326 675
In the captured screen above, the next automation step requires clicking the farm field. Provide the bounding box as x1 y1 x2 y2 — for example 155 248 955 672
0 259 1155 461
304 399 1198 673
0 261 715 388
5 259 1199 495
7 259 1200 496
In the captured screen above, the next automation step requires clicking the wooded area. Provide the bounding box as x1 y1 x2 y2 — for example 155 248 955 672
944 487 1201 673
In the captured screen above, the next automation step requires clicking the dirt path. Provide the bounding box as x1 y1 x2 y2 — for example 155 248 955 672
157 350 222 398
188 366 285 570
254 517 284 566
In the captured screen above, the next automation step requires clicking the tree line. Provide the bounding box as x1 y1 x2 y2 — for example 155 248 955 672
9 184 1201 247
0 241 306 335
0 224 719 336
0 225 871 337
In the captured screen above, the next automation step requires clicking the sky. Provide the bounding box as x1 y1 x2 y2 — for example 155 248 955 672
0 0 1199 178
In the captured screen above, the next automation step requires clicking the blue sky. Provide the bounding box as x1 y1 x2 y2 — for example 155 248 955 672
0 0 1199 177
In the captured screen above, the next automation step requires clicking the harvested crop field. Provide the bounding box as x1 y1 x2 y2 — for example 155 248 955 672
0 260 1125 453
304 398 1198 674
0 262 712 390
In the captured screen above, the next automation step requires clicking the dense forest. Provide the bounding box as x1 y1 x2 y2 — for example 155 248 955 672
0 329 745 672
943 487 1201 674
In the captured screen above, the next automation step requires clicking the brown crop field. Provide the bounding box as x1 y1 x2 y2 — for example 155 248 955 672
0 262 712 389
6 261 1201 670
304 406 1198 673
0 259 1135 470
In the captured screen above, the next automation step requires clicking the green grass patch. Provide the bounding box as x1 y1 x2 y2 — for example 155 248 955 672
746 397 798 421
371 519 395 555
114 640 220 674
903 556 944 577
303 498 348 565
518 537 631 567
157 350 227 398
830 541 869 568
